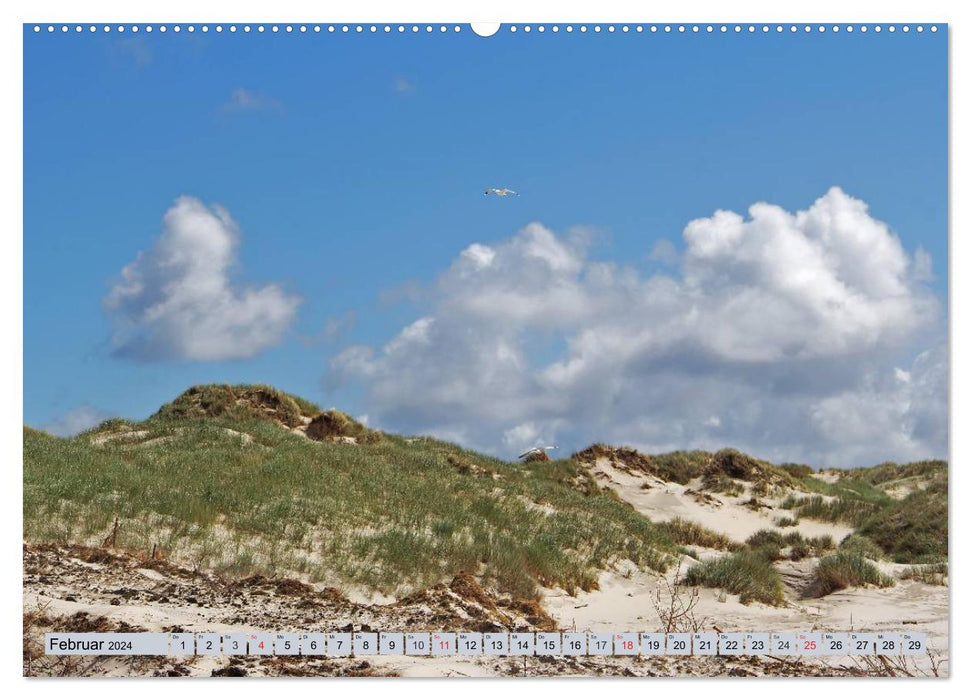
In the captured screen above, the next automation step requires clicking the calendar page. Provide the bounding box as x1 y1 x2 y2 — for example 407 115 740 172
22 15 949 680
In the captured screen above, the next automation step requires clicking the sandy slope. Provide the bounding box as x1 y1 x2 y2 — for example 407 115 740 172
542 559 947 653
590 457 853 543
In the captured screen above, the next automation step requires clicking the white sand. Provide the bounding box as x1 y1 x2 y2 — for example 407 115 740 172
591 458 853 543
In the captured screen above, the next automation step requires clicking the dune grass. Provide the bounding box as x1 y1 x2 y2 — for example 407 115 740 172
796 475 894 503
780 494 887 528
803 551 894 598
24 384 948 603
657 517 744 552
24 415 676 599
683 551 785 606
782 466 946 565
744 529 833 561
152 384 321 428
638 450 712 484
838 534 885 560
858 476 947 564
900 562 948 585
833 460 947 487
778 463 814 479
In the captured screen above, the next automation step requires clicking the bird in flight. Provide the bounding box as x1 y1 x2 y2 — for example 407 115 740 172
484 188 519 197
518 445 558 459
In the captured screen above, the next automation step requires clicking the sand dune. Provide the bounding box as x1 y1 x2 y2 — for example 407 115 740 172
590 457 853 543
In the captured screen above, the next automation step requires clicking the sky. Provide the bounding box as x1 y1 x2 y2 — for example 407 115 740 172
24 25 948 467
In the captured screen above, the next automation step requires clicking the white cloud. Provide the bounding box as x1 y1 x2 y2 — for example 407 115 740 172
105 196 300 361
808 343 948 466
42 404 109 437
222 88 283 114
328 188 946 467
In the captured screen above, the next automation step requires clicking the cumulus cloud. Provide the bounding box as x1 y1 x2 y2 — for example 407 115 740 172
328 188 946 467
42 404 109 437
105 196 300 361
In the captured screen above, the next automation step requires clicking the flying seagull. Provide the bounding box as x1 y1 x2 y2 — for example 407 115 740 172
484 188 519 197
518 445 558 459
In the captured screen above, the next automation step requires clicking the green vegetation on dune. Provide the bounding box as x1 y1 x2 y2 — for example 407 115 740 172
570 444 712 484
24 396 677 599
744 529 834 562
657 517 744 553
796 475 894 503
153 384 321 428
779 494 886 528
705 448 798 488
573 445 801 494
858 475 948 564
838 534 886 560
645 450 712 484
305 409 380 443
803 551 894 598
23 384 948 603
832 460 947 487
777 463 814 479
683 551 785 606
782 467 947 564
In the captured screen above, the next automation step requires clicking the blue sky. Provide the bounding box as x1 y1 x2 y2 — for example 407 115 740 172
24 26 948 465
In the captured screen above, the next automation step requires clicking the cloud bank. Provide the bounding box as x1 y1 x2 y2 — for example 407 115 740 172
105 196 300 361
329 187 946 467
